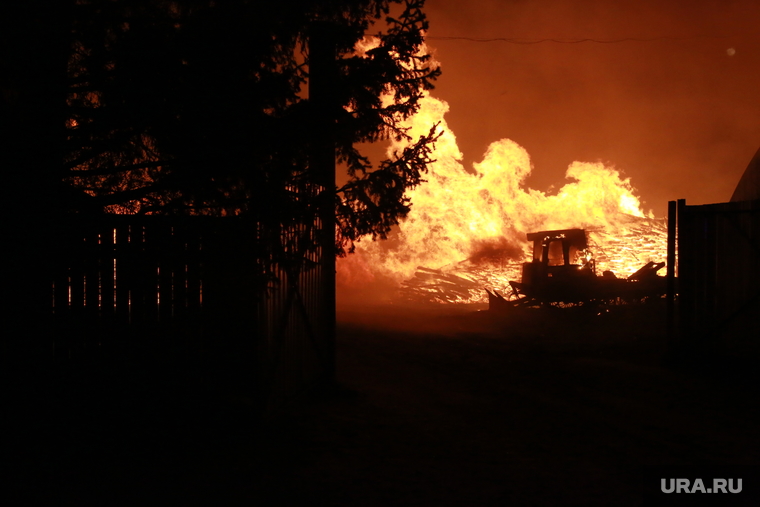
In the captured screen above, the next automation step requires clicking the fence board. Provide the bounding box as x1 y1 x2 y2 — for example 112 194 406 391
99 227 116 325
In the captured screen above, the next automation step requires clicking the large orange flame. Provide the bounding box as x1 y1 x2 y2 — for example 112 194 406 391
338 54 667 304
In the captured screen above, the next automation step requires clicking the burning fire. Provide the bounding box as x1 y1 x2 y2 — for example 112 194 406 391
338 90 668 304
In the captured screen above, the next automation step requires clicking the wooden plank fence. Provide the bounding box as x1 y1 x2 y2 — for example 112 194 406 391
51 216 209 358
676 198 760 356
50 214 334 408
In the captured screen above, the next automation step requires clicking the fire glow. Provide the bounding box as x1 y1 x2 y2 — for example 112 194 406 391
337 92 668 304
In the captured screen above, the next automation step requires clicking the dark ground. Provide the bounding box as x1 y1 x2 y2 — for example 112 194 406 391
9 302 760 506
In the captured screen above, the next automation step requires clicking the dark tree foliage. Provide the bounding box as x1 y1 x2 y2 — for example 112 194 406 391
65 0 440 255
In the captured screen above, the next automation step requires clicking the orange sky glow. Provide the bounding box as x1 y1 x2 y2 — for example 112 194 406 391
423 0 760 216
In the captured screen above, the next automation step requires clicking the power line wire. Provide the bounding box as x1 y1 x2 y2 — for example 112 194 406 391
427 34 740 44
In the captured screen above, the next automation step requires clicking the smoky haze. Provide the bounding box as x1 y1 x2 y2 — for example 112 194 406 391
423 0 760 217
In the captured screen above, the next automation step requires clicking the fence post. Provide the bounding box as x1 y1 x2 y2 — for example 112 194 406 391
309 22 337 384
676 198 689 354
666 200 677 348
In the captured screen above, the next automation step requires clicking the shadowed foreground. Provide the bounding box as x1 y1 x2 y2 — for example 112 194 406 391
287 303 759 505
12 303 759 505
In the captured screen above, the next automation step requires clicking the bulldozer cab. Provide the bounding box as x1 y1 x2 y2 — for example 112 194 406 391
527 229 591 267
521 229 594 287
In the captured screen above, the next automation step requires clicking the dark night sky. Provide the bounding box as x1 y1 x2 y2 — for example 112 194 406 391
422 0 760 216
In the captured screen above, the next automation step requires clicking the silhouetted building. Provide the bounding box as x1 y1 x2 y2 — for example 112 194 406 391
731 146 760 203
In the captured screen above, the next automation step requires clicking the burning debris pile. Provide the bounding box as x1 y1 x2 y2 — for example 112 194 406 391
337 88 669 304
398 215 668 304
586 216 668 279
401 266 487 304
